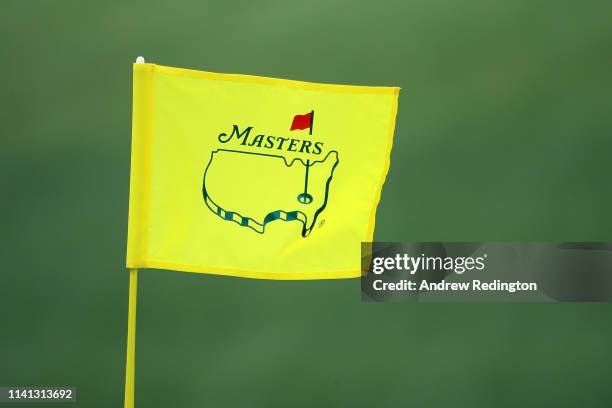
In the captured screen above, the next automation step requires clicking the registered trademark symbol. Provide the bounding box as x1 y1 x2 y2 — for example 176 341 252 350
319 219 326 228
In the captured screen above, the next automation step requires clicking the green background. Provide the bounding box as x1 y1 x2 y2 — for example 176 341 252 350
2 1 612 407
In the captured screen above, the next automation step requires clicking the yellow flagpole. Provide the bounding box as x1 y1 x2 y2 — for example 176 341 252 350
124 268 138 408
125 56 146 408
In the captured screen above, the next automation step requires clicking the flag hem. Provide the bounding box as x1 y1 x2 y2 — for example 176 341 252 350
146 63 400 95
126 260 361 280
126 63 155 263
364 91 400 245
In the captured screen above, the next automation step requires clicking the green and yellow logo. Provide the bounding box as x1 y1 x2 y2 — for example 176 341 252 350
202 111 340 237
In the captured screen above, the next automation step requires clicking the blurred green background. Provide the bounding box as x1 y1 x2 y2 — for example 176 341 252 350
1 0 612 407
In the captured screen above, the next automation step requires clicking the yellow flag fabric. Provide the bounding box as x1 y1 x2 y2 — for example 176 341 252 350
127 63 399 279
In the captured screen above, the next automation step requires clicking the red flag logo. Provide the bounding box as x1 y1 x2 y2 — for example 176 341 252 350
290 111 314 133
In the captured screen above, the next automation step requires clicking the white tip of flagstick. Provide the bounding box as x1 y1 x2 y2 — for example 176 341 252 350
135 56 145 63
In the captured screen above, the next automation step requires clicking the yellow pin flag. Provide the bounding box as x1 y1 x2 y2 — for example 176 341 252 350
124 57 399 407
127 61 399 279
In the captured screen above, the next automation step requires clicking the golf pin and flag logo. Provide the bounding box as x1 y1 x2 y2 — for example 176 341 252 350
127 63 400 279
290 111 317 206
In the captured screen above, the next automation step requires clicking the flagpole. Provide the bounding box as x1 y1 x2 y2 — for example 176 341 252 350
305 110 313 189
124 268 138 408
298 110 315 205
124 55 145 408
309 110 314 135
